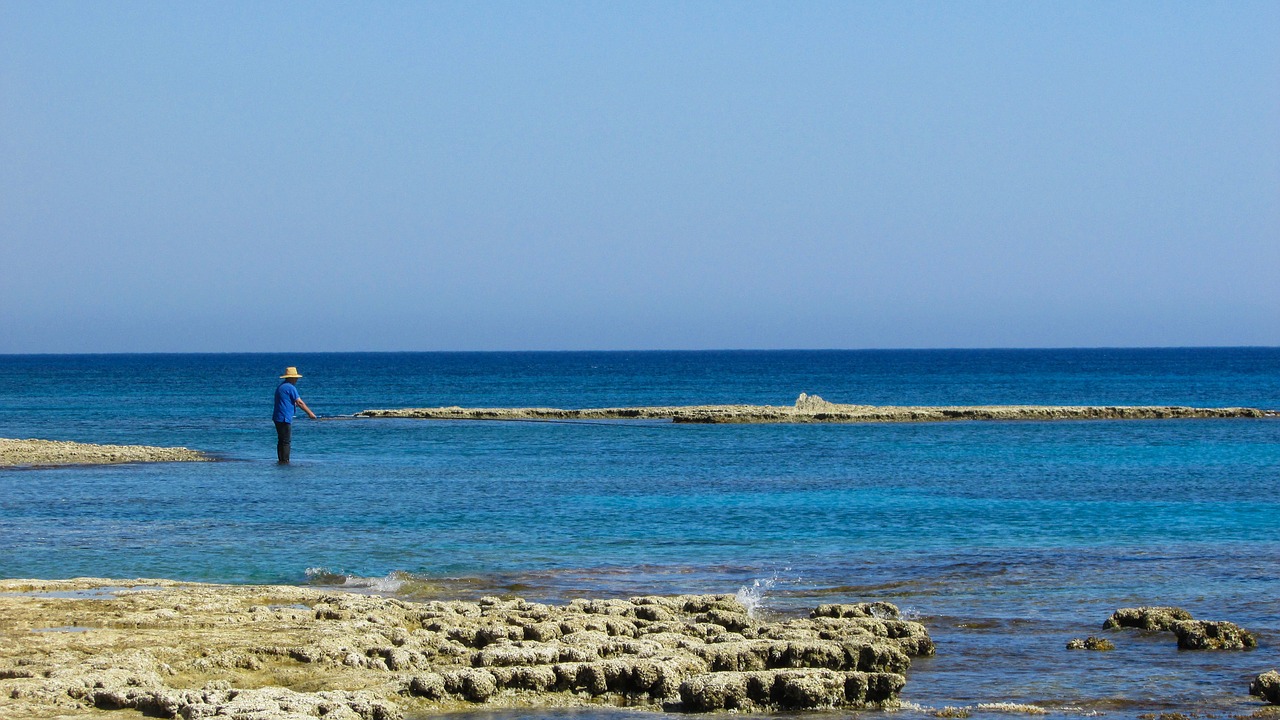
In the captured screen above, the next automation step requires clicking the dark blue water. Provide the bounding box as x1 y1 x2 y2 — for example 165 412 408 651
2 349 1278 718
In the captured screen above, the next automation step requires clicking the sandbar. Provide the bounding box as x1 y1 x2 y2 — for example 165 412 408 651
0 438 209 467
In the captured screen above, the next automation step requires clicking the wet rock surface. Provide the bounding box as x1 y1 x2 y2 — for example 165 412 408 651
1066 636 1115 651
1103 607 1256 651
1251 670 1280 705
1171 620 1258 650
1103 607 1195 632
0 580 932 718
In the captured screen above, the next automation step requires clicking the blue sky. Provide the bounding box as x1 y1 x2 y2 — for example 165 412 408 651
2 2 1277 352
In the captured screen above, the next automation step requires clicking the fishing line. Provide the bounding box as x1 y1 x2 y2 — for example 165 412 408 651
318 414 680 430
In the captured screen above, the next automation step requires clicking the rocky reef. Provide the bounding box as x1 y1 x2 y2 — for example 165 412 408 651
1103 607 1257 650
0 438 209 467
356 394 1269 425
0 579 933 719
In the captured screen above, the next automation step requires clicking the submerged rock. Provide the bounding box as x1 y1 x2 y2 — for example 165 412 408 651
1102 606 1194 631
1250 670 1280 704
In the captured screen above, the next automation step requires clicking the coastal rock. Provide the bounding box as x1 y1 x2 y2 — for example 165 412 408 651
1250 670 1280 704
354 402 1267 425
80 684 402 720
677 668 905 711
0 437 209 467
1171 620 1257 650
812 601 902 619
1102 606 1194 631
794 393 838 412
807 604 936 657
1066 637 1115 651
0 580 932 717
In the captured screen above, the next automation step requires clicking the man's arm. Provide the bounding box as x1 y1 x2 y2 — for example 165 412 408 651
295 398 318 419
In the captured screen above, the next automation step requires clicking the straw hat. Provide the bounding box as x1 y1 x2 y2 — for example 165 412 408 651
279 367 303 379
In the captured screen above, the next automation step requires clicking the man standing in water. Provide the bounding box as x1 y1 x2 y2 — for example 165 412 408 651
274 366 317 464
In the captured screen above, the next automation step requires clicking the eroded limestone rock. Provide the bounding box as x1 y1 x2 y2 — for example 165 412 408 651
677 668 905 712
1102 606 1194 631
1066 636 1115 651
1251 670 1280 705
1171 619 1258 650
0 580 932 717
355 400 1267 425
1101 607 1257 652
0 437 209 467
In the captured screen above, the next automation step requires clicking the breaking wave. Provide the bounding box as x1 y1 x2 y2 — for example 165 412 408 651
304 568 406 594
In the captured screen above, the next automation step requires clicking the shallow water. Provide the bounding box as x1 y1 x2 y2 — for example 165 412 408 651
1 349 1278 717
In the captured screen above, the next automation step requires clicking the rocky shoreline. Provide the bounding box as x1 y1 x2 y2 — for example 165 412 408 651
356 393 1271 424
0 579 933 719
3 581 1276 718
0 438 210 468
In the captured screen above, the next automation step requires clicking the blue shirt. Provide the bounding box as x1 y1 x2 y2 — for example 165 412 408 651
273 382 300 423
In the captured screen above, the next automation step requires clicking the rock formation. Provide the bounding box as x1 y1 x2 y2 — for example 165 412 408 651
1170 620 1257 650
1102 606 1194 631
1103 607 1256 651
355 396 1267 425
0 579 933 718
1251 670 1280 705
1066 636 1114 651
0 438 208 467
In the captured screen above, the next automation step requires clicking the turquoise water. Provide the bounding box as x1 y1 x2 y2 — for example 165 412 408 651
1 349 1278 717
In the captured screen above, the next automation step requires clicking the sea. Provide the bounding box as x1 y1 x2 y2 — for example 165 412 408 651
1 348 1278 719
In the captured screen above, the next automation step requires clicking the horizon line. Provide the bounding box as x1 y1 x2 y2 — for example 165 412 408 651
2 345 1277 357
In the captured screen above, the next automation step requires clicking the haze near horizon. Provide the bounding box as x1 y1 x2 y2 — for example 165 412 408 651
2 2 1277 353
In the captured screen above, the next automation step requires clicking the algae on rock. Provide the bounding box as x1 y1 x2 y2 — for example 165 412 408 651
1251 670 1280 705
1102 606 1194 632
0 580 934 718
1102 607 1257 652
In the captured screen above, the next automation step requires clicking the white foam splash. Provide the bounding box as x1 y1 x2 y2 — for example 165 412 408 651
869 603 894 619
304 567 346 584
975 703 1050 715
893 702 1050 717
356 572 406 593
304 568 405 594
736 573 786 618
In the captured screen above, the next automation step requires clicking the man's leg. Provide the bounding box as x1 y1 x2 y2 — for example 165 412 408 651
275 421 292 464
